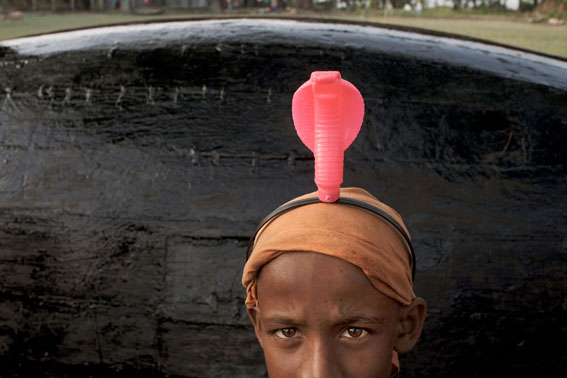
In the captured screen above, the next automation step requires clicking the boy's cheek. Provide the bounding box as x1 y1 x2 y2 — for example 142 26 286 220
263 344 304 377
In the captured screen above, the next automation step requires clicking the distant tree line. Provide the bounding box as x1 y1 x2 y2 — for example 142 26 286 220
1 0 105 12
0 0 564 13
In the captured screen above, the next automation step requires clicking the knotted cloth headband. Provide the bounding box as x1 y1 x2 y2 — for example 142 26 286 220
242 187 416 377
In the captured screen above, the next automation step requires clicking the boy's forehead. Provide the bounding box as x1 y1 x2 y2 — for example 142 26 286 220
257 252 399 313
258 251 367 284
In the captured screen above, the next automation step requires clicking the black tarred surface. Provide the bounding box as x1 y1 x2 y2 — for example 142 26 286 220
0 18 565 378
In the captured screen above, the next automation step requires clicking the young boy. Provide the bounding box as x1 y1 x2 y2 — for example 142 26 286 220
242 187 427 377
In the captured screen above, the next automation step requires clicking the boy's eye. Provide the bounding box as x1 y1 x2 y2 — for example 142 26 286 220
275 328 298 338
342 327 368 339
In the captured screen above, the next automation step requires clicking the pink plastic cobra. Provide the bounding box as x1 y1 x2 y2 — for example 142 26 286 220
292 71 365 202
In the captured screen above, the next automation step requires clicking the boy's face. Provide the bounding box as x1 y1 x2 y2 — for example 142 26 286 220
247 252 425 378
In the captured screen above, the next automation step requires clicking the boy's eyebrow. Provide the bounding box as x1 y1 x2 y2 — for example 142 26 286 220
262 315 303 326
338 314 386 325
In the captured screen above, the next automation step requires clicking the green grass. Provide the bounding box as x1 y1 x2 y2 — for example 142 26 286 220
0 12 204 40
0 10 566 58
357 14 567 57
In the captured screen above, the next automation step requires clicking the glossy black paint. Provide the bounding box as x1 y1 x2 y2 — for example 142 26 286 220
0 19 566 377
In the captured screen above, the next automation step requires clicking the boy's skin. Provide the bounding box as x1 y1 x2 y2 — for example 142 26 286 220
247 252 427 378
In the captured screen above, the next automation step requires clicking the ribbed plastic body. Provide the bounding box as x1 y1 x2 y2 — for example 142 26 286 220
313 72 344 202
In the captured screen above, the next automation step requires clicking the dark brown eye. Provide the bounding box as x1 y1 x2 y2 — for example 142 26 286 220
346 327 364 338
277 328 297 338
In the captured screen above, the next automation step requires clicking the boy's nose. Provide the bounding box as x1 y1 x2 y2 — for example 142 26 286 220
301 338 340 378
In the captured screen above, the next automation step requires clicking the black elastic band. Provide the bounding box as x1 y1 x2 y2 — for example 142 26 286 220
246 196 416 281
